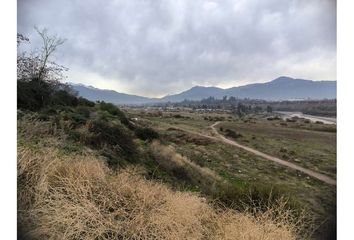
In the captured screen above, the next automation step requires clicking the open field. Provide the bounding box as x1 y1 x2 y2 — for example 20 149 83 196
129 109 336 239
217 119 336 179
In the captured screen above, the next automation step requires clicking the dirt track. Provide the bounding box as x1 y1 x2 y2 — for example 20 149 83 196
170 122 336 186
210 122 336 185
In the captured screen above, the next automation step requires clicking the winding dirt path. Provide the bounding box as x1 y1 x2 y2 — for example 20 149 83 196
168 122 336 185
209 122 336 186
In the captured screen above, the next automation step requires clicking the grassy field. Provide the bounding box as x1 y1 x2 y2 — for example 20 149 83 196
217 118 336 179
132 110 336 239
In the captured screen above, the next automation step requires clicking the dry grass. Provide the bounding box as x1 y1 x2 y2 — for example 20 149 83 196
17 118 299 239
18 145 298 240
150 141 221 183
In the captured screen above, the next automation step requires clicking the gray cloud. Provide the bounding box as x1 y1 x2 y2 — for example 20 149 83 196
18 0 336 97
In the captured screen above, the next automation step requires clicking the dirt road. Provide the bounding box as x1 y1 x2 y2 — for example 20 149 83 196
169 122 336 185
209 122 336 185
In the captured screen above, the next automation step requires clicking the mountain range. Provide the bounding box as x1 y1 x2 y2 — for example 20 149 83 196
70 76 336 105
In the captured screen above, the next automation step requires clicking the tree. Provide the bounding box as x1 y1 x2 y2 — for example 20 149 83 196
237 103 247 117
17 27 68 83
228 96 236 102
17 33 29 46
254 106 263 113
266 105 273 113
34 26 67 81
17 28 74 111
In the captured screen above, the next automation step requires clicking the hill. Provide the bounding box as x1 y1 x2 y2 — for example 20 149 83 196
161 77 336 102
70 83 156 105
71 77 336 105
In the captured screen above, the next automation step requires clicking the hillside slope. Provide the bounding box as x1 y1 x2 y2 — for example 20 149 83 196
17 118 298 240
71 83 156 105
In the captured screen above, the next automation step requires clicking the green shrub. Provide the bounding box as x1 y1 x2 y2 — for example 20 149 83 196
77 97 95 107
51 90 78 107
67 129 81 142
41 107 58 115
65 112 88 126
98 102 121 115
84 120 138 159
135 127 159 141
76 106 91 118
17 78 93 111
98 101 133 129
286 118 296 123
17 79 53 111
267 116 280 121
225 129 243 139
37 113 50 121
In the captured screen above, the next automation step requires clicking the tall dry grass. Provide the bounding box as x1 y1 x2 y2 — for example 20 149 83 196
18 145 298 240
149 140 221 183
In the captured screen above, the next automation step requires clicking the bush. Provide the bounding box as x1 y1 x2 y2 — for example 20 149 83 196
76 106 91 118
225 129 243 139
77 97 95 107
60 111 88 127
98 101 122 116
51 90 79 107
84 120 137 159
17 79 94 112
41 107 58 115
135 127 159 141
37 113 50 121
286 118 296 123
98 101 133 129
17 79 53 111
67 129 81 142
267 116 280 121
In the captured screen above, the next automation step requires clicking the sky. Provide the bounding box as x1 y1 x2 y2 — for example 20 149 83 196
18 0 336 98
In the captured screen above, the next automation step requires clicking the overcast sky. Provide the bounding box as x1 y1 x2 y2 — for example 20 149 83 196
18 0 336 97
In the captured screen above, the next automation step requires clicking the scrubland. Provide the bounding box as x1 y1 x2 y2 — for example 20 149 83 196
18 115 301 240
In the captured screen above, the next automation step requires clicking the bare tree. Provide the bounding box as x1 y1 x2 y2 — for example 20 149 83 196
17 27 68 84
34 26 67 81
17 33 29 46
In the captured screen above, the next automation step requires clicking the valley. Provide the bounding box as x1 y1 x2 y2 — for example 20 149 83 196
126 107 337 239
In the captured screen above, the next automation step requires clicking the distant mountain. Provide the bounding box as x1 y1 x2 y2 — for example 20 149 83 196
71 76 336 105
224 76 336 100
161 77 336 102
70 84 156 105
161 86 225 102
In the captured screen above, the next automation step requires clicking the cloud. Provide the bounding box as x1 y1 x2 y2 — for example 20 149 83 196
18 0 336 97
